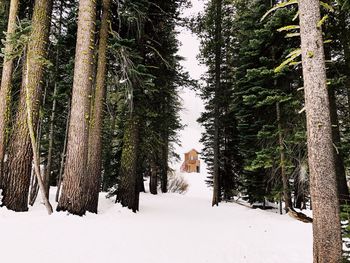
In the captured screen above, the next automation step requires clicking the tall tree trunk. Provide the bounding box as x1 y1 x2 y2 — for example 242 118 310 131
1 0 52 212
299 1 342 262
0 0 19 189
160 134 169 193
116 115 140 213
57 0 96 216
276 102 292 211
212 0 222 207
85 0 111 213
328 86 350 204
149 160 158 195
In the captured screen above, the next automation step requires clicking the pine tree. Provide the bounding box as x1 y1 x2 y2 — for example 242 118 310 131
86 0 111 213
0 0 19 188
57 0 96 216
197 0 241 204
1 0 53 212
299 0 342 261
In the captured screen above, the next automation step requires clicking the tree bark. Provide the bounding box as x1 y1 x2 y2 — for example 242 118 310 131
116 115 140 213
149 160 158 195
0 0 19 189
299 0 342 262
212 0 222 207
57 0 96 216
1 0 52 212
160 135 168 193
85 0 111 213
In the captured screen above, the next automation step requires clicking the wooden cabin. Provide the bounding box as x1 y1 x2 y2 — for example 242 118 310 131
180 149 200 173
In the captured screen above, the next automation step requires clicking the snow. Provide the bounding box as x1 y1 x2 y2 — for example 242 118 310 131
0 171 312 263
0 1 312 262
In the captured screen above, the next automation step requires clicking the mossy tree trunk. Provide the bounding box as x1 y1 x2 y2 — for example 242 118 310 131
57 0 96 216
86 0 111 213
116 115 140 213
1 0 52 212
0 0 19 189
299 0 342 261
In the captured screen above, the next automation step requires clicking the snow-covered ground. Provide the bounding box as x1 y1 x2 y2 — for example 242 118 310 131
0 171 312 263
0 2 312 262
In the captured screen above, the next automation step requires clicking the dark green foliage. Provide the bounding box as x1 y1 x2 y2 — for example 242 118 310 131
196 0 241 202
195 0 309 205
91 0 189 206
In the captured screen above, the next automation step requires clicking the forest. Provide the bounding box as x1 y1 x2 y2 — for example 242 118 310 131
0 0 348 262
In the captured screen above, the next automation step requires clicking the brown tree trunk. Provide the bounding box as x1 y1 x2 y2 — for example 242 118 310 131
212 0 222 207
116 115 140 213
57 0 96 216
1 0 52 212
85 0 111 213
0 0 19 188
160 136 168 193
299 1 342 262
149 160 158 195
276 102 293 211
2 0 52 211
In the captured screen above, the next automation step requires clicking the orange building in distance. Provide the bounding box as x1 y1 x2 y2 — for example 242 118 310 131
180 149 200 173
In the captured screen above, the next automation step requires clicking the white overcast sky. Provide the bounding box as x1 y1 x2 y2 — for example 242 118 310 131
174 0 207 166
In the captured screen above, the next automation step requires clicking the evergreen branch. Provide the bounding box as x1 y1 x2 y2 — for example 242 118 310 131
261 0 298 22
275 49 301 73
320 1 335 12
292 12 299 21
317 15 329 28
285 33 300 38
277 25 300 32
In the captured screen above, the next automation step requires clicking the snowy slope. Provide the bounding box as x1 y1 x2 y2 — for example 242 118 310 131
0 171 312 263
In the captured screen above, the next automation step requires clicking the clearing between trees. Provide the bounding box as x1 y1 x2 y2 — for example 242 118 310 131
0 171 312 263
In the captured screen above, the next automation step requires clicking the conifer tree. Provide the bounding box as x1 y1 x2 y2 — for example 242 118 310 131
0 0 19 188
299 0 342 261
57 0 96 215
86 0 111 213
1 0 53 212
